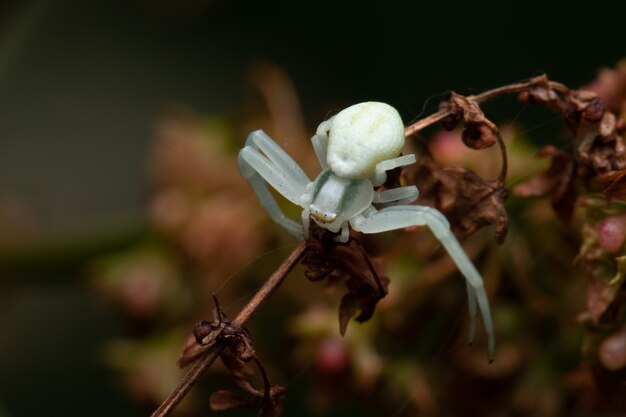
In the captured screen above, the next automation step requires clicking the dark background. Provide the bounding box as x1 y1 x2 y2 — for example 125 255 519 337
0 0 624 416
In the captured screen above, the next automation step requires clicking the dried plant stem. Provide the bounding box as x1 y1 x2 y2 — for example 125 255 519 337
403 75 569 137
483 119 508 184
150 241 309 417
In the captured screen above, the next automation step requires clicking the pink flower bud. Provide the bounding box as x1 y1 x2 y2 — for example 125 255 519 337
315 337 349 375
599 328 626 371
598 214 626 253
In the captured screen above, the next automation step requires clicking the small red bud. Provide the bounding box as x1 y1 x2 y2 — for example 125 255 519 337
599 328 626 371
315 337 349 375
598 214 626 253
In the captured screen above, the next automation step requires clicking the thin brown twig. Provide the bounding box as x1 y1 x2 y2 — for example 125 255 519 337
482 118 508 184
150 241 309 417
403 75 570 137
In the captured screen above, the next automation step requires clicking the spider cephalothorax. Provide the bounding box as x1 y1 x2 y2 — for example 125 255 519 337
238 101 495 359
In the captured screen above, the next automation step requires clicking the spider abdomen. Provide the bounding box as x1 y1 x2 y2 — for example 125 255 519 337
327 102 405 180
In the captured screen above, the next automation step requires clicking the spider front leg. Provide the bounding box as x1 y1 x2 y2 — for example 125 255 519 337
311 119 331 170
351 205 495 360
238 130 312 240
372 154 416 187
373 186 419 206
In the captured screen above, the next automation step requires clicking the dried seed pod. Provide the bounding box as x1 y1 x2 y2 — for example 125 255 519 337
193 320 216 344
461 124 497 150
599 112 617 140
582 96 605 122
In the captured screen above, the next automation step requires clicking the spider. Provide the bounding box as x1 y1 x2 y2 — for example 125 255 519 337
238 101 494 359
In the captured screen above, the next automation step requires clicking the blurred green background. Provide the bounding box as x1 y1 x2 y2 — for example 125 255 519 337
0 1 625 416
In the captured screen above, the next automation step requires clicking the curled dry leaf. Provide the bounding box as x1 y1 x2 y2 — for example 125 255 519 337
337 273 387 337
513 145 578 221
303 226 389 335
178 333 206 368
461 123 498 150
402 154 509 243
596 170 626 203
522 82 561 112
439 92 498 150
439 92 486 127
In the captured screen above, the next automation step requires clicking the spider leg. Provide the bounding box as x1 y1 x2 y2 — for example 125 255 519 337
312 119 331 170
373 186 419 205
301 207 310 239
245 129 310 190
372 154 416 187
351 205 494 360
239 130 310 239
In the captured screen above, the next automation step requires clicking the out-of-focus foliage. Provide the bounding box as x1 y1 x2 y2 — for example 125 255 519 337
87 61 626 417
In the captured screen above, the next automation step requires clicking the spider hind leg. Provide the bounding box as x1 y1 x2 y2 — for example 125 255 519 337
352 204 495 360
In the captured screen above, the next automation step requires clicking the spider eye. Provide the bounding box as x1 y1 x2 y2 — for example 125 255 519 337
309 205 337 223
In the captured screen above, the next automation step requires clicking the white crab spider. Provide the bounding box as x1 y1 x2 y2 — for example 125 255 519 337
238 101 494 358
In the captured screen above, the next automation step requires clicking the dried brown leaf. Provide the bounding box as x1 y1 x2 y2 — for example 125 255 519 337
337 293 361 336
403 154 509 243
513 145 578 220
440 92 486 125
584 97 607 123
596 170 626 202
178 333 207 368
439 167 509 244
439 92 498 151
338 278 388 336
525 84 561 111
221 342 257 381
304 228 389 334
